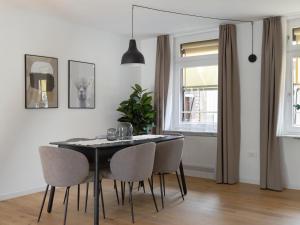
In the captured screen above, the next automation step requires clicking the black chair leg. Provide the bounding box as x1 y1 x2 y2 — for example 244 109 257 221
121 181 125 205
37 185 49 222
99 180 106 219
114 180 120 205
162 174 166 196
63 188 67 204
175 171 184 200
159 174 164 208
141 181 145 193
85 182 89 213
77 184 80 211
151 174 154 187
63 187 70 225
128 182 135 223
148 178 159 212
137 181 141 191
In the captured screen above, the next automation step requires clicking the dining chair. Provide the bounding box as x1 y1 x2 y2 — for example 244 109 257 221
63 138 119 218
100 142 159 223
153 138 185 208
63 138 91 212
38 146 92 225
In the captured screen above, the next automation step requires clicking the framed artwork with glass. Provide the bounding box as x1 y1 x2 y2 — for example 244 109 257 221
68 60 95 109
25 54 58 109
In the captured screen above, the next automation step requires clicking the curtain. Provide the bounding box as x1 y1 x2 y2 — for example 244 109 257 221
260 17 283 191
154 35 171 134
216 24 241 184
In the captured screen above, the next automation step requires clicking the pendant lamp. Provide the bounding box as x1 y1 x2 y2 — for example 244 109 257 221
121 6 145 65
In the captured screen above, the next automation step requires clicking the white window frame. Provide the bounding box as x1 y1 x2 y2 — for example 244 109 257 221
283 18 300 135
170 30 219 133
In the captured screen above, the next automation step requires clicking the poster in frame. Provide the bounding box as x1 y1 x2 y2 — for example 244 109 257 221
25 54 58 109
68 60 95 109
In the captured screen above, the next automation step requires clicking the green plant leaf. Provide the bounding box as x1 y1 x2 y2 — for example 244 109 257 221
116 83 156 135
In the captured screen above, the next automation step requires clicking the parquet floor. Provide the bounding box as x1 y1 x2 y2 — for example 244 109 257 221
1 175 300 225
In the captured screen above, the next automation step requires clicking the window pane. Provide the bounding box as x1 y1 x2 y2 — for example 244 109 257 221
180 39 218 57
181 66 218 126
293 27 300 45
293 57 300 126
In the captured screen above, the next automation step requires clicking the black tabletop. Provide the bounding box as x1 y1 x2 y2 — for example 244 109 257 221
50 134 184 149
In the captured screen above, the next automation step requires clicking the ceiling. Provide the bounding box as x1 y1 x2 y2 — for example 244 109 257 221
2 0 300 38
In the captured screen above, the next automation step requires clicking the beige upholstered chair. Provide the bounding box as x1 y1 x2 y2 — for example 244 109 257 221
100 142 158 223
153 138 185 208
62 138 118 219
63 138 91 212
38 146 91 225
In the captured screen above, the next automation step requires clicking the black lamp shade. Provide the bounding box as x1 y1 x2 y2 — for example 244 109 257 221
121 39 145 64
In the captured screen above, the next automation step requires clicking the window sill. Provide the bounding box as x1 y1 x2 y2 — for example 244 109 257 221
163 130 217 137
278 134 300 139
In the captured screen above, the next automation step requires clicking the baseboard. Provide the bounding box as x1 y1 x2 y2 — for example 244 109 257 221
239 178 260 185
284 183 300 190
183 164 215 180
183 164 262 185
0 186 45 201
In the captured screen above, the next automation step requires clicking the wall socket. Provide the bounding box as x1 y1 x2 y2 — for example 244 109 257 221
247 152 258 158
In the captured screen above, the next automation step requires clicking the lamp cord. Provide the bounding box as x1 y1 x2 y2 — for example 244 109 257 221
251 22 254 54
132 4 253 23
131 5 134 39
131 4 255 55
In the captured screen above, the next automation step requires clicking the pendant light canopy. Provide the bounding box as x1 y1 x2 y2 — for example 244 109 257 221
121 6 145 65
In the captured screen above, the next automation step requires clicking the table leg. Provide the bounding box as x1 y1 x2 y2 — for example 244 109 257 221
179 161 187 195
94 148 100 225
47 186 55 213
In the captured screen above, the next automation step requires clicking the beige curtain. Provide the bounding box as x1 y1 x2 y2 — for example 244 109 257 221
260 17 283 191
154 35 171 134
216 24 241 184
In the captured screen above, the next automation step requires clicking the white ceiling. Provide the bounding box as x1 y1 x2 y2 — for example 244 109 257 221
2 0 300 38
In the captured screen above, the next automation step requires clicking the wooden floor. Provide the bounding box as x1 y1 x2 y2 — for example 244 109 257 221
1 176 300 225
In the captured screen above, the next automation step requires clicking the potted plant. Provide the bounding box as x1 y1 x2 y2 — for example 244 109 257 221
117 84 156 135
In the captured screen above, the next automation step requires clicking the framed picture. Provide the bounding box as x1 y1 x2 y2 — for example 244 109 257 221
68 60 95 109
25 54 58 109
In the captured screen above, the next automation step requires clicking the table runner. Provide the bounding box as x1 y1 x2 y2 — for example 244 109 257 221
67 134 166 146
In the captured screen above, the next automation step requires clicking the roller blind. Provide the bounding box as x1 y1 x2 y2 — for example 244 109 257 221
180 39 218 57
182 66 218 88
293 27 300 45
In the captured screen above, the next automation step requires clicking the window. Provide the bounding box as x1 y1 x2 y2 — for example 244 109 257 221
170 32 219 133
181 66 218 124
283 19 300 135
292 27 300 45
292 57 300 126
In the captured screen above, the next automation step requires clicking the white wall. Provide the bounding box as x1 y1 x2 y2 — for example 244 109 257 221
0 6 140 200
237 21 262 184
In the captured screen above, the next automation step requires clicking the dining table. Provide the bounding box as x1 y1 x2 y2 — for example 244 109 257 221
49 134 187 225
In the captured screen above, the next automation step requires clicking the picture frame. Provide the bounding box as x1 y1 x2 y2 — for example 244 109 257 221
25 54 58 109
68 60 95 109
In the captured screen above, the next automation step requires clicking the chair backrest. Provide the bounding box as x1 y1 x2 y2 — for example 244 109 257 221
153 138 184 174
39 146 89 187
110 142 156 182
